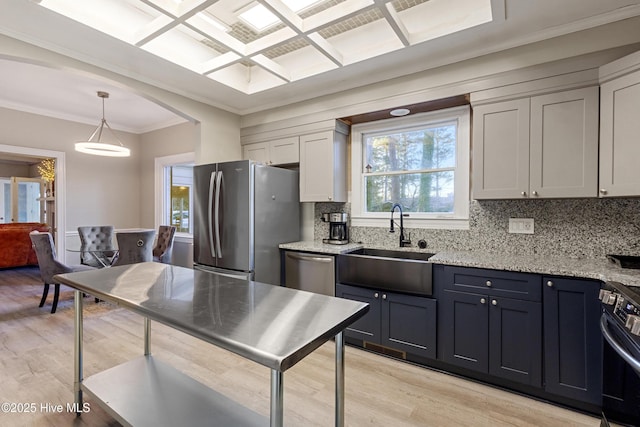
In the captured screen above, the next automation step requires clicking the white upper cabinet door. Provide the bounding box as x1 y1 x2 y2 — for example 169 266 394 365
529 87 599 198
472 98 530 199
299 130 347 202
242 142 269 164
242 137 299 165
599 69 640 197
268 136 299 165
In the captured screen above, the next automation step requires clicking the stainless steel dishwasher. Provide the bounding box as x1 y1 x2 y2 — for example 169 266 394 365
284 251 335 296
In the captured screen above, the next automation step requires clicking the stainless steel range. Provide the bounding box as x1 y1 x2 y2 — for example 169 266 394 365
599 280 640 426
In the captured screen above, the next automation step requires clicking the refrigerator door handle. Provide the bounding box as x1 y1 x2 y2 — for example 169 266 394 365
214 170 223 258
208 171 216 258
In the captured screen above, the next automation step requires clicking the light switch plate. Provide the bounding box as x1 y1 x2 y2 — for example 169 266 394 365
508 218 534 234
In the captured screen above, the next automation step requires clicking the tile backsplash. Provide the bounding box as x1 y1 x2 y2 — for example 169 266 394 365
314 199 640 259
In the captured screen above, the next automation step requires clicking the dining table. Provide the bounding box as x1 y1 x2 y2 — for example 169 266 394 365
66 247 119 268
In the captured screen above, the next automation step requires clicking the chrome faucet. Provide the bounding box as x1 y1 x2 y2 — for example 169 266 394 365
390 203 411 247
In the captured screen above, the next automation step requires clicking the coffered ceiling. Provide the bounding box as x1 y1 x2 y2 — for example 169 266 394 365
1 0 640 131
33 0 493 95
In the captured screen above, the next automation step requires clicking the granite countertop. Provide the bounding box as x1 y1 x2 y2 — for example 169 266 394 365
279 241 364 255
280 241 640 288
431 251 640 288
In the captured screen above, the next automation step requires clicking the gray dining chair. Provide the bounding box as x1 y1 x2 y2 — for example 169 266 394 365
77 225 116 268
153 225 176 264
30 232 95 313
112 230 156 267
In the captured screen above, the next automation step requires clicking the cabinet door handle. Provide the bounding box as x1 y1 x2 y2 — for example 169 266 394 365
374 292 379 299
485 280 492 287
480 298 486 304
547 280 554 288
532 191 538 196
521 191 527 197
600 189 608 195
491 299 498 306
382 294 387 300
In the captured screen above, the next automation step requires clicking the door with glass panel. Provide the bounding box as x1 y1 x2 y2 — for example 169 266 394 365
0 177 44 223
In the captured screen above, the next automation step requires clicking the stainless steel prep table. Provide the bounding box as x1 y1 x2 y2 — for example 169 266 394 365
54 262 369 427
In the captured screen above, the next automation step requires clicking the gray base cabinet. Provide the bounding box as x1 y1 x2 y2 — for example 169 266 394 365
336 283 436 360
437 265 542 388
543 276 602 405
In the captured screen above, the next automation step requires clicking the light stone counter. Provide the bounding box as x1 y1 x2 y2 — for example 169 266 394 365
280 242 640 288
279 241 363 255
431 251 640 288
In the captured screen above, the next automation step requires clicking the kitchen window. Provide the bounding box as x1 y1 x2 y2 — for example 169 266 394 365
155 153 194 236
351 106 470 229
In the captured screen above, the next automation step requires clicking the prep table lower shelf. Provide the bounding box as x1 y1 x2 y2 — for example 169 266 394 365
82 355 266 427
54 263 369 427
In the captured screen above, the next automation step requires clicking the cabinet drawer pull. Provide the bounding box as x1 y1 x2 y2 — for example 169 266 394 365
382 294 387 300
485 280 492 287
374 292 379 298
491 299 497 306
547 281 554 288
532 191 538 196
600 189 608 195
480 298 486 304
521 191 527 197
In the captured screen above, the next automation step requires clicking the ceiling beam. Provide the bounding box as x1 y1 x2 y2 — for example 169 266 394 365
375 0 411 46
200 52 243 74
250 54 291 82
132 15 176 46
307 33 343 66
304 0 376 33
245 27 298 57
260 0 304 31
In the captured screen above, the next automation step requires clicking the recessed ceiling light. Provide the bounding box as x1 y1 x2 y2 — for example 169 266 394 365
238 0 325 33
239 4 280 33
390 108 410 116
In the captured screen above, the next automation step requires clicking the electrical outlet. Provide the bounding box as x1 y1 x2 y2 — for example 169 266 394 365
508 218 534 234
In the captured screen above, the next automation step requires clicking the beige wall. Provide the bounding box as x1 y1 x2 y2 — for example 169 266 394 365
0 107 142 229
0 34 241 237
0 161 32 178
139 122 198 229
0 34 241 165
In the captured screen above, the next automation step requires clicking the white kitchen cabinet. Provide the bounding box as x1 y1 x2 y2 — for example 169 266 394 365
242 136 299 165
299 129 348 202
472 98 530 199
599 50 640 197
472 87 599 199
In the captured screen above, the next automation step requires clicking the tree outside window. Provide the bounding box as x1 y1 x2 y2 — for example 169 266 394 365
363 122 457 214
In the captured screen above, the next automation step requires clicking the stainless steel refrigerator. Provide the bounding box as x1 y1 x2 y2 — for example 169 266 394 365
193 160 300 285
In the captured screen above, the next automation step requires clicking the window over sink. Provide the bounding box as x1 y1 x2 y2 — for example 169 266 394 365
351 106 470 229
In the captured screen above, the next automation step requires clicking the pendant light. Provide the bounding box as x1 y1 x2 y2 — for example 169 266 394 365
75 91 130 157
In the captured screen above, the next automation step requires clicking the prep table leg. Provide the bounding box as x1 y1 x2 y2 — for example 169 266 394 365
144 317 151 356
335 331 345 427
73 290 84 415
270 369 283 427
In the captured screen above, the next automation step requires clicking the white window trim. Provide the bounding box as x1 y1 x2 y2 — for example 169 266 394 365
350 106 470 230
154 152 195 242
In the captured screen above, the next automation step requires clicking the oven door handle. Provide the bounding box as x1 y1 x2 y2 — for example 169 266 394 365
600 314 640 374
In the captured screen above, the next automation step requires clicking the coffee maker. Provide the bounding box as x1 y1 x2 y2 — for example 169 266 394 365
322 212 349 245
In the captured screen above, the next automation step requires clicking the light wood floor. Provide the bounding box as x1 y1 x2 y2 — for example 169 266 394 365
0 266 605 427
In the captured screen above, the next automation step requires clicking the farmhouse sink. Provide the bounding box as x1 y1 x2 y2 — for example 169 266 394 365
337 248 435 296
